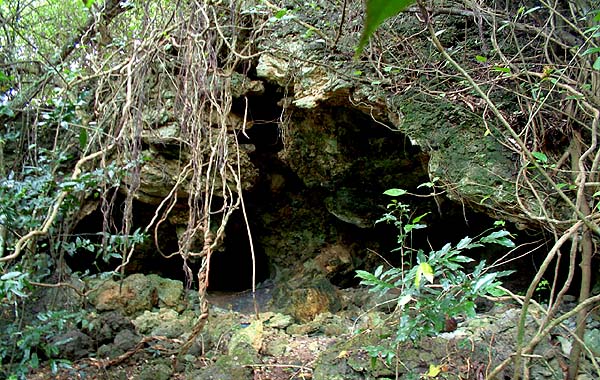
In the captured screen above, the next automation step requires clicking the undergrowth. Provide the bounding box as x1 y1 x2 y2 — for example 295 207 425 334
356 188 515 367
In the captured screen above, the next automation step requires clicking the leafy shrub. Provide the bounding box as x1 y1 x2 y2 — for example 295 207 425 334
356 189 514 344
0 308 92 379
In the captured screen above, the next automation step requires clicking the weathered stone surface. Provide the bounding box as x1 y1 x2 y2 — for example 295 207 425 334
228 319 263 355
314 243 355 284
252 8 529 228
286 287 338 323
132 308 195 338
139 360 172 380
112 328 141 353
50 329 93 360
129 133 259 205
88 274 184 316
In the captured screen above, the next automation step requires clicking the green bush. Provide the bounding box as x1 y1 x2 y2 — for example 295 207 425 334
356 189 514 345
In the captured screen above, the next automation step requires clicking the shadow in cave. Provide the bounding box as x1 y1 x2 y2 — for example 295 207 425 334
66 193 270 292
66 193 184 278
207 209 270 292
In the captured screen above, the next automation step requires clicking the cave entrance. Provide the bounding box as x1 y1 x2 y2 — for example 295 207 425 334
207 209 270 292
67 194 269 293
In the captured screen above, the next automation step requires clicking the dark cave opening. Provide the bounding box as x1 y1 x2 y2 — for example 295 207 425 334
207 209 270 292
64 85 577 297
67 194 270 292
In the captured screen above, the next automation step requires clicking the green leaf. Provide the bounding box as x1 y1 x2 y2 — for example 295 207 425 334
492 66 511 74
355 0 416 57
593 57 600 71
475 55 487 63
412 212 429 224
10 288 27 297
383 188 407 196
0 105 15 117
404 223 426 233
274 9 287 19
582 47 600 56
523 6 542 17
531 151 548 163
481 230 515 247
82 0 95 8
456 236 473 250
1 271 23 280
398 294 413 306
416 262 434 287
473 272 497 293
426 364 442 377
79 127 88 150
374 265 383 277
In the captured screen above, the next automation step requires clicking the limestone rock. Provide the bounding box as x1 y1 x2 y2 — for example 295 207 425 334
228 318 264 354
132 308 195 338
50 329 93 360
88 274 184 316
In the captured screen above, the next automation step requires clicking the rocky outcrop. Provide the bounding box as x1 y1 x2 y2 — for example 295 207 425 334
75 0 539 316
33 273 590 380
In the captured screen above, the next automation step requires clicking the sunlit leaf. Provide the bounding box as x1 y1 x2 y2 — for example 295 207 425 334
456 236 472 250
1 271 23 280
398 294 413 306
416 262 434 287
532 151 548 163
412 212 429 224
383 188 407 196
274 9 287 19
426 364 442 377
473 272 497 293
523 6 542 16
337 350 350 359
481 230 515 247
355 0 416 57
492 66 511 74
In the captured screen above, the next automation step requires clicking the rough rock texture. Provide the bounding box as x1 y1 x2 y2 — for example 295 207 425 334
88 273 184 316
255 44 516 223
132 308 196 338
73 0 545 325
31 276 581 380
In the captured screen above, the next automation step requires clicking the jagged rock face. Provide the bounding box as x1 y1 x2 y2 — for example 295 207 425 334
255 47 517 225
78 0 527 313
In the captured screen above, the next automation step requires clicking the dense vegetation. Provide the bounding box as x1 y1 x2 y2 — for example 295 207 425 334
0 0 599 379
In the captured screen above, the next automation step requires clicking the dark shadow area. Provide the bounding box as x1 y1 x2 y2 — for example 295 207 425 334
66 194 182 278
67 194 270 292
207 209 270 292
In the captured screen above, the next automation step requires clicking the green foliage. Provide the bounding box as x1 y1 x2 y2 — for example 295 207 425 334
375 192 428 256
583 13 600 70
0 271 30 309
356 0 416 57
0 152 121 249
0 133 133 375
357 189 514 344
364 345 395 368
61 229 147 271
0 0 88 60
0 309 92 379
